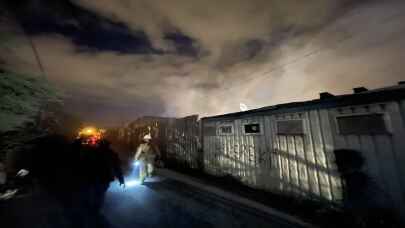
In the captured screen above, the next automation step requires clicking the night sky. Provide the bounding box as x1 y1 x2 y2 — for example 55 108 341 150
1 0 405 126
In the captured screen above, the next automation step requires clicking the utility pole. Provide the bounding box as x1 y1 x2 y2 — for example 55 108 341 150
27 32 46 77
3 2 47 78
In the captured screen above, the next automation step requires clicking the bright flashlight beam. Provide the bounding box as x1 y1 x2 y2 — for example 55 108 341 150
122 161 141 188
125 180 140 187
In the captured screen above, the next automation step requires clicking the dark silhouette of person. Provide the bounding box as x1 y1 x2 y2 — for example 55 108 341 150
333 149 397 227
20 135 91 227
80 139 125 211
1 134 123 228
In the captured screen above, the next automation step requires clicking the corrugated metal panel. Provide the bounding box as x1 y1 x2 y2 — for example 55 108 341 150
203 110 342 202
319 109 342 201
397 100 405 199
203 120 219 175
309 110 332 200
203 117 269 188
202 99 405 219
389 101 405 202
269 111 340 201
330 103 405 216
166 116 200 169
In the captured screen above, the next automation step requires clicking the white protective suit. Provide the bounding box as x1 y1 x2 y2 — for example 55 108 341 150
134 140 160 183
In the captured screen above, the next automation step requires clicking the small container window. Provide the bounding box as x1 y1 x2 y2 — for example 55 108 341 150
337 114 388 135
218 125 234 135
277 120 304 135
244 123 261 134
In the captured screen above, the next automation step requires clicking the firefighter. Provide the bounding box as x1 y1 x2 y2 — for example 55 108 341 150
134 134 160 184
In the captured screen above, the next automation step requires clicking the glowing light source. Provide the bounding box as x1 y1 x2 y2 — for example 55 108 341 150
77 127 105 145
80 127 97 136
121 160 143 188
240 103 248 111
125 180 140 187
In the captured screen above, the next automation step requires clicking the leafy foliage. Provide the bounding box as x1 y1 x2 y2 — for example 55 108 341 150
0 70 61 133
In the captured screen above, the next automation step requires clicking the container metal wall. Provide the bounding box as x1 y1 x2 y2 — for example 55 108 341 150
203 110 343 202
267 111 342 201
203 100 405 217
203 116 270 188
328 102 405 216
165 115 200 169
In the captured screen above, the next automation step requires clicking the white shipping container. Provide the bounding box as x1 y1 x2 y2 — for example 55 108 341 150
202 84 405 219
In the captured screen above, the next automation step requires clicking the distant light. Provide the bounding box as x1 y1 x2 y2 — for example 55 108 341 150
133 161 140 166
240 103 248 111
79 127 97 136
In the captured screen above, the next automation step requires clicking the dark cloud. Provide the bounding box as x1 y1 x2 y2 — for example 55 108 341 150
9 0 197 56
164 33 199 57
72 0 357 57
